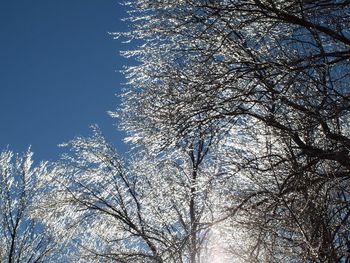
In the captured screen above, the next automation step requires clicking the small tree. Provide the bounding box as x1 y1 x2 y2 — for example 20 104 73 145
0 148 56 262
37 127 228 262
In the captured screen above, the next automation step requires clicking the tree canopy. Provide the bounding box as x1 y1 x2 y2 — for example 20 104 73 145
1 1 349 262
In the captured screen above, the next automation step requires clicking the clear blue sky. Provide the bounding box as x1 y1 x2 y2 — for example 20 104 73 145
0 1 129 161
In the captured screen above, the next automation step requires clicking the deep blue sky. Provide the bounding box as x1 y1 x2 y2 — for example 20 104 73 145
0 1 129 161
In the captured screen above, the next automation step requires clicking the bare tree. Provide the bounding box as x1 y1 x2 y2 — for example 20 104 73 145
37 127 225 262
0 148 57 262
116 0 350 261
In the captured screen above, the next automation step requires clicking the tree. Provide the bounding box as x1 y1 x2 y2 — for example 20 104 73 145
0 148 57 262
37 127 227 262
116 0 350 261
